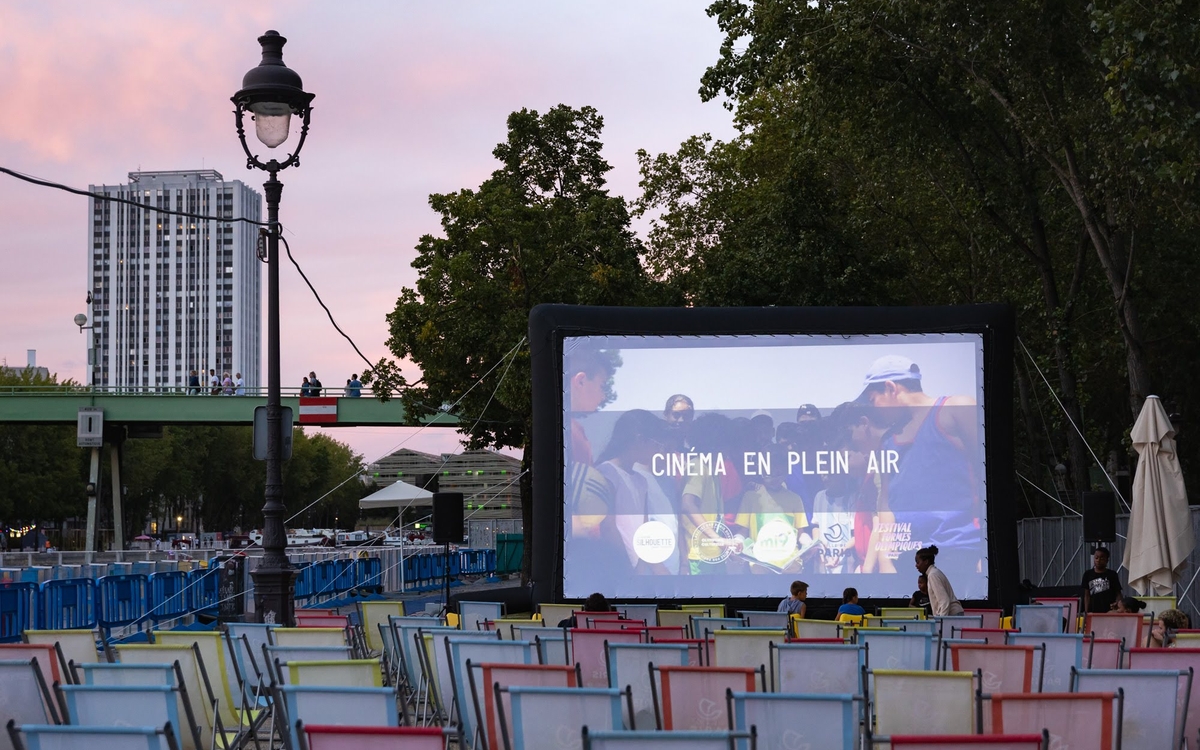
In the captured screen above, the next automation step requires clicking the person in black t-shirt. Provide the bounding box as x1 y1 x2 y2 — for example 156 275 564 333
1082 547 1123 613
909 574 932 614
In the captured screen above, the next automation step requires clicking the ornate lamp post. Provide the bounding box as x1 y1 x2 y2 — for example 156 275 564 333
232 30 314 626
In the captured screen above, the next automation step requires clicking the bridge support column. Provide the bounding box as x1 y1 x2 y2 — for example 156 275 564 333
85 448 100 553
109 441 124 551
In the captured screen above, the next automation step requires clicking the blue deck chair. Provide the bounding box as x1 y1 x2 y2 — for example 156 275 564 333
1005 632 1086 693
0 659 59 726
1014 604 1067 634
497 685 631 750
57 684 200 750
581 728 754 750
1072 667 1190 750
728 691 858 750
445 638 531 745
7 724 176 750
273 685 398 750
606 642 688 731
534 630 571 666
770 642 861 694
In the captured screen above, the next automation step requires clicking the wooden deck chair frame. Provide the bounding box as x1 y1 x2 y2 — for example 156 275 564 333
581 725 755 750
466 661 582 750
647 664 764 731
494 683 634 750
6 721 182 750
3 657 62 726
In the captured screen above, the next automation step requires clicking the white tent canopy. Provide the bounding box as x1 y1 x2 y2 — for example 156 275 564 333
359 480 434 511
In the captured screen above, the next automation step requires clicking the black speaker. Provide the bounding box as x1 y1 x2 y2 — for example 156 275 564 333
432 492 465 544
1082 491 1116 542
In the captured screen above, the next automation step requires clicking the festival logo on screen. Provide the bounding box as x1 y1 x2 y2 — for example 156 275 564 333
752 519 798 566
632 521 676 564
691 520 735 564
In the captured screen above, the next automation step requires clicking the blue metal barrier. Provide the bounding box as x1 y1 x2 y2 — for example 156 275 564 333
189 567 220 613
484 549 497 575
401 556 418 590
40 578 97 630
96 574 149 633
0 582 38 643
330 559 355 593
147 571 191 623
356 557 383 592
293 563 315 601
310 560 337 600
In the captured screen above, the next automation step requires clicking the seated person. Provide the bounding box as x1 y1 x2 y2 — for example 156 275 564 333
778 580 808 618
837 587 866 617
1149 608 1190 648
557 592 612 628
1111 595 1146 613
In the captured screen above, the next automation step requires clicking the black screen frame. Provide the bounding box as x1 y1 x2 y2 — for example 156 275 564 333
529 303 1017 609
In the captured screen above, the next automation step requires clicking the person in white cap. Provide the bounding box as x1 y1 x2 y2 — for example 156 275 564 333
856 355 983 578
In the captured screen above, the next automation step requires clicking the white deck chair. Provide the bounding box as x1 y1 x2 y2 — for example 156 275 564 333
24 631 101 683
534 630 571 666
273 685 398 750
861 630 934 672
712 630 778 673
460 602 505 632
868 669 975 743
1013 604 1066 634
6 723 177 750
771 642 861 694
605 642 688 731
1005 632 1086 693
616 605 659 627
445 639 531 744
0 659 60 727
649 665 762 731
729 691 858 750
57 684 200 750
1073 667 1189 750
496 685 629 750
467 662 580 750
738 612 788 629
272 628 347 649
1129 647 1200 746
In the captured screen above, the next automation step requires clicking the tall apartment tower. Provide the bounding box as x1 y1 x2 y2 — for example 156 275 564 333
87 170 263 390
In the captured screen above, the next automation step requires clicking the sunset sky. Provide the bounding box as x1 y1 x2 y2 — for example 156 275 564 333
0 2 736 462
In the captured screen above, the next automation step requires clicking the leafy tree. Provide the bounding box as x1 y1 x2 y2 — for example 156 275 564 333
378 105 660 578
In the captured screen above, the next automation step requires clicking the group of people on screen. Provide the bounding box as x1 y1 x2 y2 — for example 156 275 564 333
565 349 985 582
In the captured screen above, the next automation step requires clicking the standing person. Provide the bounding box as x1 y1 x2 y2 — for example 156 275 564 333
915 545 965 616
209 369 220 395
222 372 233 395
347 374 363 398
344 379 353 398
1082 547 1123 613
308 371 323 397
910 574 932 614
778 580 808 617
234 372 245 396
187 370 201 395
300 376 312 397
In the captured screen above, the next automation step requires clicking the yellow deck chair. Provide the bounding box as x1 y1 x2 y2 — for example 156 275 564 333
537 603 576 628
791 618 843 640
878 607 925 620
871 669 976 739
680 603 726 617
273 627 347 649
285 658 382 687
116 643 237 750
360 601 406 654
24 629 101 680
713 629 780 670
657 610 696 631
150 631 261 741
493 618 543 640
837 613 865 626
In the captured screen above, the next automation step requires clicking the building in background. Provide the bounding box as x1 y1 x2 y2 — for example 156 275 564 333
86 170 262 390
367 448 522 520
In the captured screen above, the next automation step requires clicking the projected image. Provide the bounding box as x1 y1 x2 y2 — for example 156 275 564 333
562 334 988 599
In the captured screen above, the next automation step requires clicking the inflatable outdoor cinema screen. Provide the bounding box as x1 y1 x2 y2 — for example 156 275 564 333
529 304 1017 606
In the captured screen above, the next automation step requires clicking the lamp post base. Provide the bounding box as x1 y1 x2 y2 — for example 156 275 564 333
251 565 296 625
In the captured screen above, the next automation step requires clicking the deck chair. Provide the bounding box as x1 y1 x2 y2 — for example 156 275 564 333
712 630 777 672
649 665 761 731
76 661 176 686
0 645 63 697
861 630 934 671
615 605 658 626
879 608 926 620
509 625 549 643
57 683 200 750
494 619 543 639
273 628 347 649
728 691 858 750
935 639 987 671
882 619 938 636
1072 667 1189 750
987 691 1121 750
445 639 532 744
1004 633 1086 693
952 628 1008 645
294 615 349 629
23 631 101 683
949 644 1041 694
495 685 630 750
571 629 643 688
468 662 580 750
1084 637 1123 669
647 639 704 667
605 643 688 732
681 604 726 617
534 630 571 666
867 670 975 744
1033 597 1080 634
115 643 234 750
273 685 397 750
1013 605 1066 634
656 611 696 633
299 723 456 750
1084 614 1143 655
358 602 405 656
151 630 260 744
1128 648 1200 747
889 734 1048 749
963 610 1003 629
791 618 842 640
581 727 755 750
420 629 501 726
535 604 576 629
460 602 505 632
934 615 984 638
771 642 861 694
6 723 177 750
389 621 456 692
225 624 274 693
285 659 382 687
642 626 686 641
265 646 353 683
0 658 60 727
584 617 638 630
690 617 745 639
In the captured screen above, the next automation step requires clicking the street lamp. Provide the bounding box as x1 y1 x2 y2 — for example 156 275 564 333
233 30 314 627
